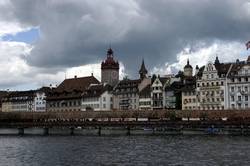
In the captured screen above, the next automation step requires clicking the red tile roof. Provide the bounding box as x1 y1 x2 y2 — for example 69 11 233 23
56 76 100 92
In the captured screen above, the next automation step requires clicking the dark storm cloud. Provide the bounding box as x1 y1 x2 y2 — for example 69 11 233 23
8 0 250 77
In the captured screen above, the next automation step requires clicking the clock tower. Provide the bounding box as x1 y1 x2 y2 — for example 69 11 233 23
101 48 120 86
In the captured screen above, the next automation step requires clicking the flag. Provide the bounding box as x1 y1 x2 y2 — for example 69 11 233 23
246 41 250 50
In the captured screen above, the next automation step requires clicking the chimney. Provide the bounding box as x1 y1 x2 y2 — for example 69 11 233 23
74 75 77 79
91 73 93 76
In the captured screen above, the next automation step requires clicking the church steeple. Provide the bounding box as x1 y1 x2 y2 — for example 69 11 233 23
139 59 148 79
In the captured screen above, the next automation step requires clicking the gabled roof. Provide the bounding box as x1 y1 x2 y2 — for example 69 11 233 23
56 76 100 92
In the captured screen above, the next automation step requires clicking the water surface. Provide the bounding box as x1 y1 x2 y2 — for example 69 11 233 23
0 135 250 165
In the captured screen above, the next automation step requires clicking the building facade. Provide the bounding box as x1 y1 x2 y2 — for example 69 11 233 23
82 84 113 111
1 87 50 112
46 76 100 112
113 79 140 110
196 58 230 110
151 76 168 110
227 57 250 109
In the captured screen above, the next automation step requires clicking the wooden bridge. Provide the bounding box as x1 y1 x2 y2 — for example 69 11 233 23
1 110 250 122
0 110 250 135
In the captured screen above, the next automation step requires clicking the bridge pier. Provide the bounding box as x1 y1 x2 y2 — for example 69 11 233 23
18 128 24 135
98 127 101 136
126 126 130 136
43 128 49 135
70 127 74 135
241 125 244 135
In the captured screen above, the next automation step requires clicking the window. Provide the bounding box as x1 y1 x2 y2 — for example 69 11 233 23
231 87 234 92
103 104 106 108
245 86 248 92
238 96 242 101
238 87 241 92
231 96 235 101
239 78 241 82
231 104 235 108
232 78 234 82
221 81 224 85
211 74 214 78
245 77 248 82
245 96 248 101
197 83 200 87
216 82 219 86
207 82 209 86
211 82 214 86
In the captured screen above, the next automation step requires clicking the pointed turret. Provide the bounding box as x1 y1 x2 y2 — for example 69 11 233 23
214 56 220 65
139 59 148 79
184 59 193 77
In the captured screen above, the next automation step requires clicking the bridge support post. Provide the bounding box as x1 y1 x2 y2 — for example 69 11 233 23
18 128 24 135
98 127 101 136
43 128 49 135
70 127 74 135
126 126 130 136
241 125 244 135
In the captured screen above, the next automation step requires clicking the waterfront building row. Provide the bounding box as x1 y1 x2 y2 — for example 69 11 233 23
0 48 250 112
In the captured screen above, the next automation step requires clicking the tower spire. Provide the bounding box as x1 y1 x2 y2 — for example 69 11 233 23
139 58 148 79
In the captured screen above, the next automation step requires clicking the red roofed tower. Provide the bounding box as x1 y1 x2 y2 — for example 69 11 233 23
101 48 119 86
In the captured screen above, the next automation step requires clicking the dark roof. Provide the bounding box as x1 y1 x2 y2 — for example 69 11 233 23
46 90 82 101
82 84 113 98
113 79 140 94
214 63 232 77
47 76 100 101
228 62 248 77
159 77 169 85
196 66 205 78
56 76 100 92
2 90 36 102
37 86 52 94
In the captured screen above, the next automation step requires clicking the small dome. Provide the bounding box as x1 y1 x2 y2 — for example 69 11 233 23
184 59 193 69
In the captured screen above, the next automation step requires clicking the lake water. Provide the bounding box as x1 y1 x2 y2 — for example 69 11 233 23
0 135 250 166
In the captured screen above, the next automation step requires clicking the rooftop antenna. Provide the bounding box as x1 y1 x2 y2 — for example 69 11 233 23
91 65 94 76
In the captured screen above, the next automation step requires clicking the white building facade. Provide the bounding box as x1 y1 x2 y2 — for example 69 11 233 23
227 58 250 109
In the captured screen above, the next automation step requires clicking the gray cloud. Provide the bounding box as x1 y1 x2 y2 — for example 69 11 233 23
7 0 250 77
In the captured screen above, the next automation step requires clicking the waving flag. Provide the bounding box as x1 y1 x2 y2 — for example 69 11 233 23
246 41 250 50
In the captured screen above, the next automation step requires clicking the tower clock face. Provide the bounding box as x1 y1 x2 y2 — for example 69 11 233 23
111 71 117 79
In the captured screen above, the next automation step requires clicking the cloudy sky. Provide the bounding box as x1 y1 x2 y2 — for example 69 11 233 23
0 0 250 90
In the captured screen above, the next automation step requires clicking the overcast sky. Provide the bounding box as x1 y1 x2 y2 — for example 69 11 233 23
0 0 250 90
